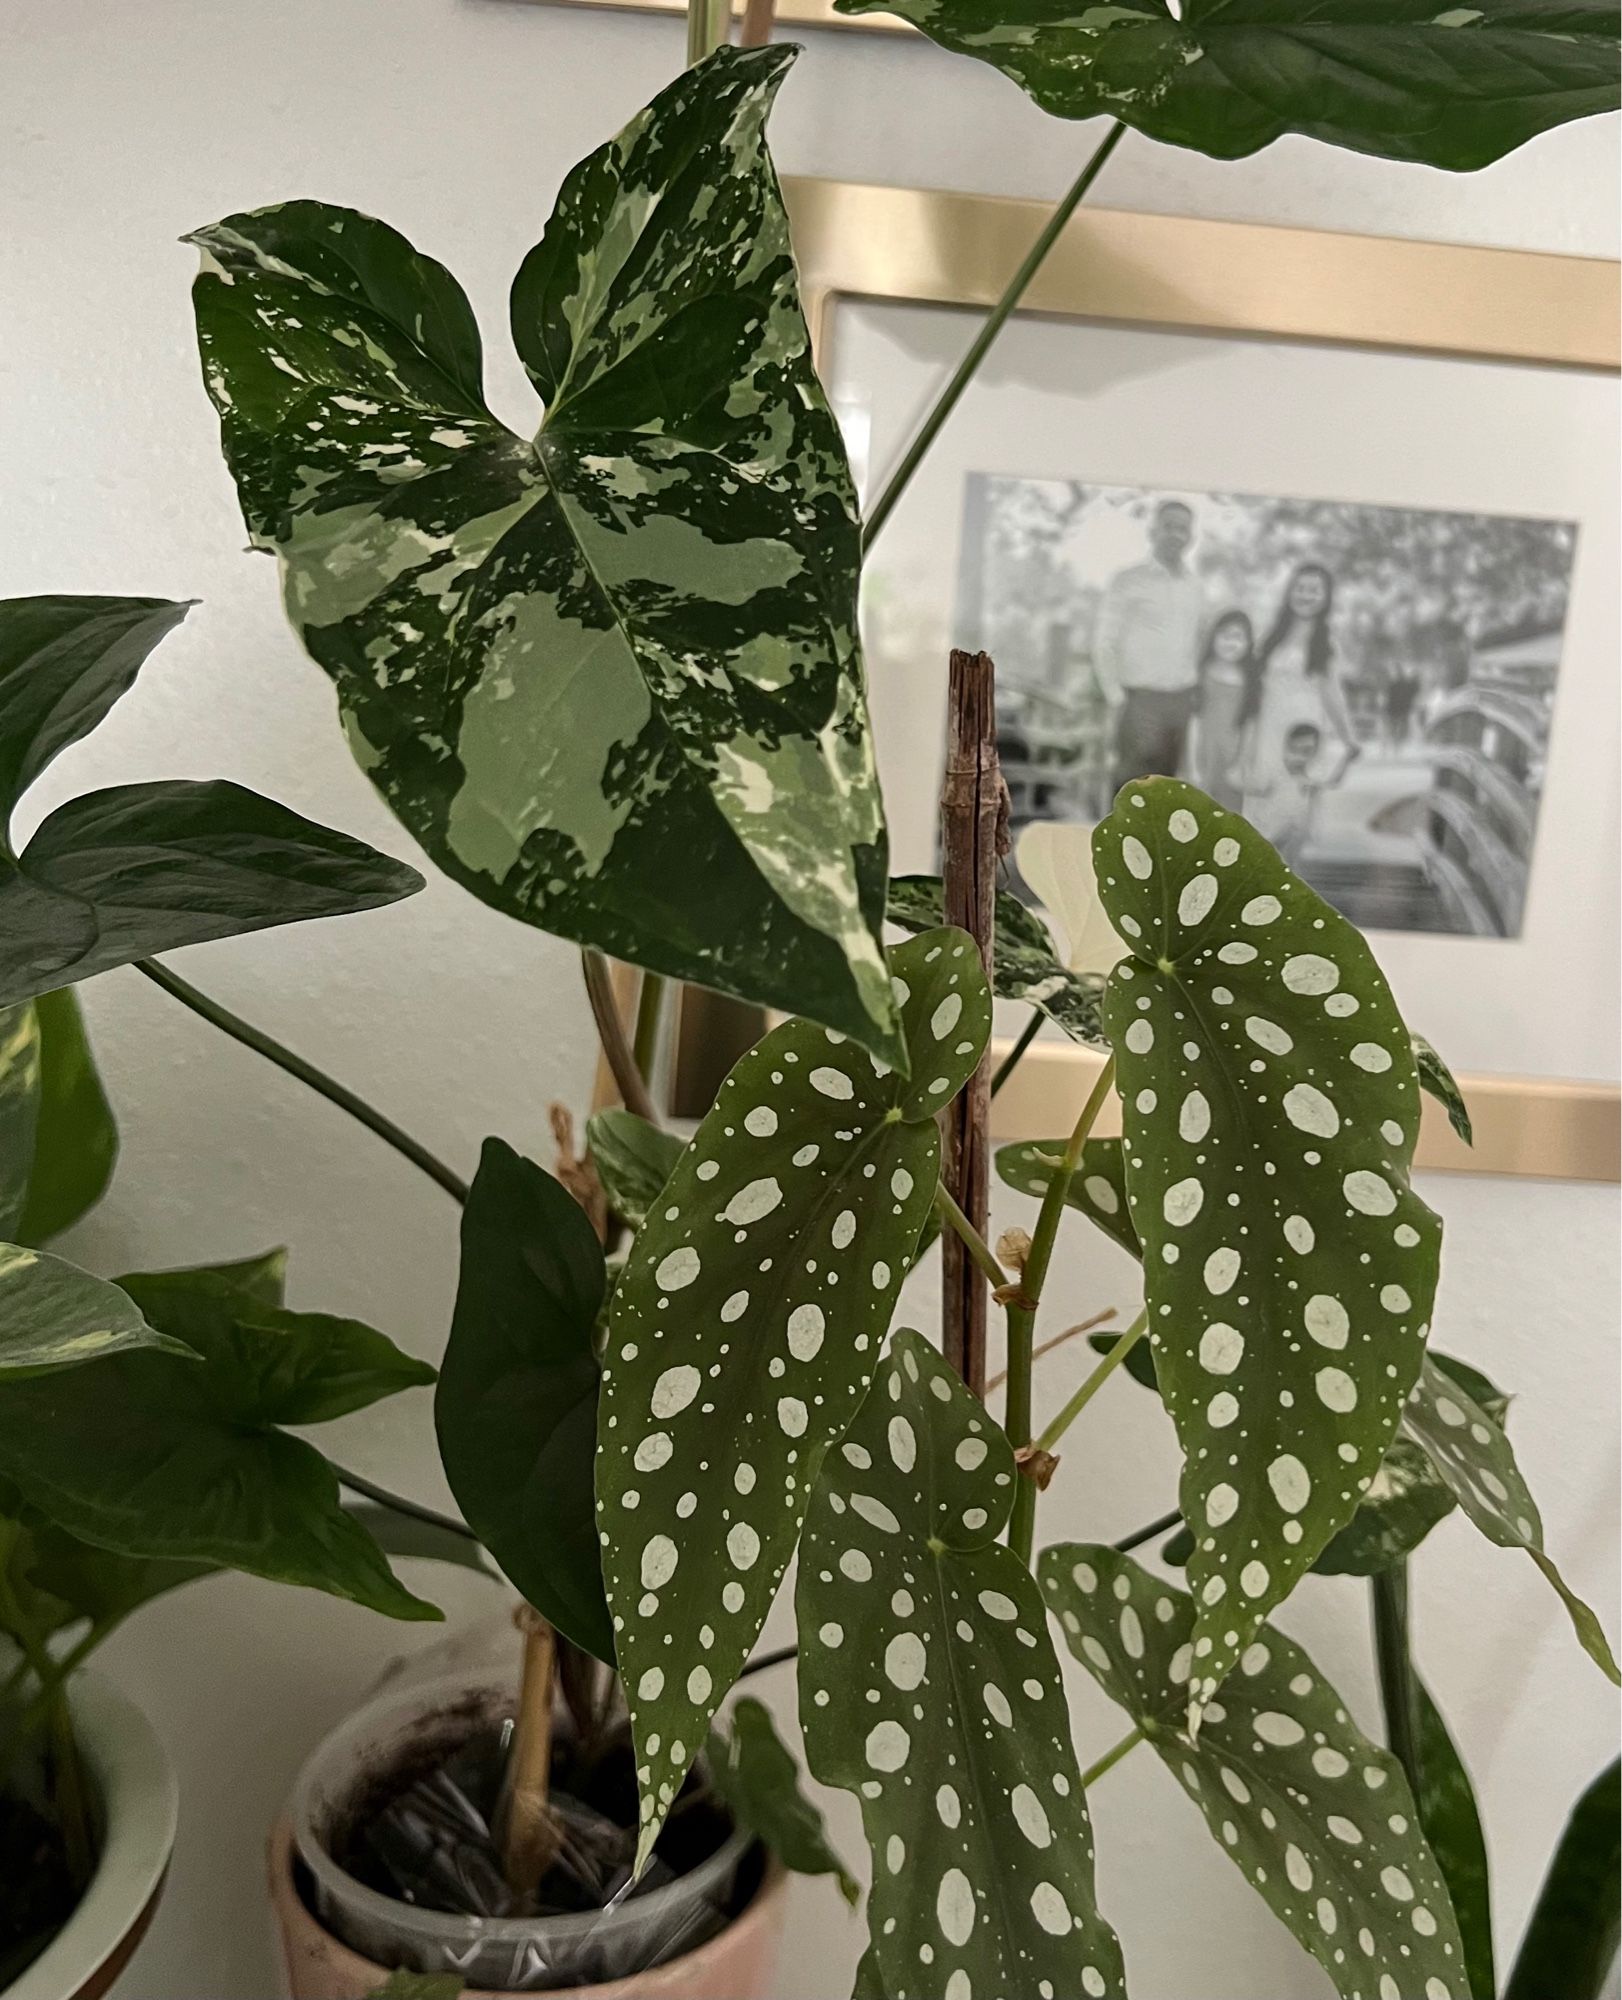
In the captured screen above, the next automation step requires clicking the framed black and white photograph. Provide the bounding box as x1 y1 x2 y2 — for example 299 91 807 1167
786 178 1621 1175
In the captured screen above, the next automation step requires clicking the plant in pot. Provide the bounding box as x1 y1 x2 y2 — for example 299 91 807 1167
4 4 1619 1998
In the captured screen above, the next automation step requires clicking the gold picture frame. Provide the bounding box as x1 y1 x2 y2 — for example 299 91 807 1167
780 175 1621 1183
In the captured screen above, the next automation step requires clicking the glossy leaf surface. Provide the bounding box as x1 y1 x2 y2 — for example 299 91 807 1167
586 1109 685 1230
16 990 119 1243
190 48 898 1062
1405 1355 1619 1681
708 1695 858 1905
1094 778 1441 1712
1505 1757 1620 2000
0 1246 187 1373
599 927 990 1866
435 1139 613 1661
889 874 1106 1047
0 1263 436 1619
834 0 1621 170
801 1333 1125 2000
1043 1544 1468 2000
1413 1677 1495 2000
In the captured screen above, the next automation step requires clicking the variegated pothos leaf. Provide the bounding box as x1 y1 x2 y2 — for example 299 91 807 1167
1093 779 1442 1716
1041 1545 1469 2000
800 1332 1126 2000
599 927 991 1867
189 47 899 1063
995 1135 1139 1260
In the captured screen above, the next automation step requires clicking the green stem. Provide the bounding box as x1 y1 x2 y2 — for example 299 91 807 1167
863 122 1126 551
990 1011 1042 1099
1005 1054 1116 1564
136 959 469 1205
332 1463 480 1544
1112 1506 1182 1555
1035 1308 1148 1454
1079 1725 1144 1791
632 973 667 1093
934 1181 1008 1289
686 0 730 63
1371 1564 1423 1797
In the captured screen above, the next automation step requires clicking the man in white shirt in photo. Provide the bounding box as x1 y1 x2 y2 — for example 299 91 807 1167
1093 499 1206 796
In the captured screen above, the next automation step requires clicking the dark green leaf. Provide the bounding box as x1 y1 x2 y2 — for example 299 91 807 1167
1094 778 1442 1715
890 874 1107 1047
435 1138 613 1660
1506 1758 1619 2000
19 1520 214 1635
1404 1355 1619 1682
190 47 898 1063
0 596 192 820
995 1135 1140 1258
1042 1543 1469 2000
802 1333 1125 1999
0 1004 40 1239
0 1246 189 1373
0 780 424 1009
708 1696 858 1905
1086 1330 1160 1392
344 1503 495 1584
1413 1036 1473 1146
0 1271 437 1621
1412 1678 1495 2000
835 0 1621 171
17 990 118 1243
599 927 991 1866
1312 1440 1458 1576
585 1109 685 1229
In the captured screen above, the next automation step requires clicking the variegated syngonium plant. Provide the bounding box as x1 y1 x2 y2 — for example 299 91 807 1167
188 44 901 1068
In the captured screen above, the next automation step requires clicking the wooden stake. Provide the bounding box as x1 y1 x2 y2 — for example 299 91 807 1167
499 1605 563 1901
939 649 1008 1397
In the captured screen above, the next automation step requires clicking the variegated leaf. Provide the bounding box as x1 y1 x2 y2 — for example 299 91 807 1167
586 1109 685 1231
888 874 1106 1047
1413 1036 1473 1146
801 1332 1126 2000
1093 778 1442 1715
1405 1356 1619 1682
0 1245 189 1373
190 47 899 1063
834 0 1621 172
995 1135 1139 1259
599 928 990 1867
1041 1544 1469 2000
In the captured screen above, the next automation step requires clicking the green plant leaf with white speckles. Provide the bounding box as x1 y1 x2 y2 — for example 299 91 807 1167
1092 777 1442 1717
833 0 1620 171
1041 1544 1469 2000
1405 1355 1620 1682
888 875 1107 1048
598 927 990 1869
0 1245 191 1374
189 47 898 1065
586 1109 685 1231
996 1136 1140 1259
801 1332 1126 2000
1413 1036 1472 1146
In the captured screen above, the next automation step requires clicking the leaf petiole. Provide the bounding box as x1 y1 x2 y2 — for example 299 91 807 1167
934 1180 1009 1289
1035 1309 1148 1455
1079 1724 1145 1792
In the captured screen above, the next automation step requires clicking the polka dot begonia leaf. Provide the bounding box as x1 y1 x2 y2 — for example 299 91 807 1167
995 1135 1140 1261
799 1331 1126 2000
887 874 1107 1048
1040 1544 1468 2000
1404 1356 1620 1683
599 927 991 1870
1091 778 1442 1719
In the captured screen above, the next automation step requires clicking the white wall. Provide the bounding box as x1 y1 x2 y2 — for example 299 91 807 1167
0 3 1615 1995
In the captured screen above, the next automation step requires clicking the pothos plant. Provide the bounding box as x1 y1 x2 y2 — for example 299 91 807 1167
1 5 1618 1997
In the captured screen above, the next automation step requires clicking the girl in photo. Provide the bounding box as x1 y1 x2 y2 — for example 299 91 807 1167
1238 561 1359 849
1193 608 1254 808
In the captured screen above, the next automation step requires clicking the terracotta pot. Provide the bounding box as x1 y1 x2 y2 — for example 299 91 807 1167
7 1672 178 2000
269 1671 786 1999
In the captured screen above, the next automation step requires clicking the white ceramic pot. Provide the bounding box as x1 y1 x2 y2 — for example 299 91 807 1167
6 1672 178 2000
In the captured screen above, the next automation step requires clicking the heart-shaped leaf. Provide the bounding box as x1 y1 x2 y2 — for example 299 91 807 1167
0 1246 189 1374
1093 778 1442 1714
0 596 424 1010
1041 1544 1468 2000
585 1110 685 1231
599 926 990 1867
800 1331 1126 1999
190 47 898 1064
708 1695 858 1905
1404 1356 1619 1682
0 1262 437 1619
435 1138 614 1662
889 875 1106 1047
1412 1678 1495 2000
15 990 118 1244
835 0 1621 171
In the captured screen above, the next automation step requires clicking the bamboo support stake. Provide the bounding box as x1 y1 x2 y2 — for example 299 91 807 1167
500 1605 563 1901
938 649 1009 1396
